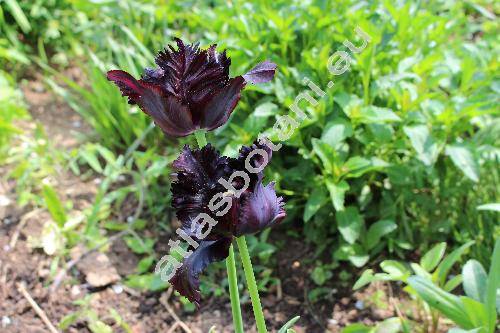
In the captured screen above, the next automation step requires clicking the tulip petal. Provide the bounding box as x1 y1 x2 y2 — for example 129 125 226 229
242 61 277 84
235 181 285 236
200 76 246 130
106 70 144 104
138 87 196 137
169 237 232 305
172 145 232 232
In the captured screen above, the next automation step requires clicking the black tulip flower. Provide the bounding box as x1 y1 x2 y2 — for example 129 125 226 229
169 142 285 304
107 38 277 137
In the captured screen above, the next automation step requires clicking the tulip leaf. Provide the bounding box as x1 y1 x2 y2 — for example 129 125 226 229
421 242 447 272
462 260 487 302
407 276 473 329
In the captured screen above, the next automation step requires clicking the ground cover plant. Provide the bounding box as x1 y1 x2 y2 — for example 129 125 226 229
0 0 498 332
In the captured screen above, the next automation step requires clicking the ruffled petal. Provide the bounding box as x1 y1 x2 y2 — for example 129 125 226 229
169 238 232 306
199 76 246 130
242 61 277 84
171 144 233 234
235 181 285 237
150 38 231 124
106 70 144 104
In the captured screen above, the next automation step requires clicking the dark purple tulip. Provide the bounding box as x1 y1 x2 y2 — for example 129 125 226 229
169 142 285 303
107 39 277 137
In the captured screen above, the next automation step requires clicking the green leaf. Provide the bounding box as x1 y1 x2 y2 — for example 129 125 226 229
341 323 373 333
436 241 475 285
421 242 447 272
278 316 300 333
375 317 403 333
380 260 409 279
254 102 278 117
303 187 327 222
137 256 155 274
336 206 363 244
485 239 500 333
321 119 353 147
357 106 401 123
312 138 337 174
42 185 67 227
444 274 463 292
365 220 397 249
460 296 488 329
326 179 349 211
88 320 113 333
404 125 440 166
463 260 487 302
353 269 374 290
4 0 31 33
59 313 79 330
407 276 473 329
477 203 500 212
311 266 332 285
445 145 479 182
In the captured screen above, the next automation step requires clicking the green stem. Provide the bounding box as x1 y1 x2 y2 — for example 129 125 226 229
194 130 207 147
194 130 244 333
236 236 267 333
226 244 244 333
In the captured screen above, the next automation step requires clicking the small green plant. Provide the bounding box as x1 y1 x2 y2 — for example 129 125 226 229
353 239 500 333
59 295 132 333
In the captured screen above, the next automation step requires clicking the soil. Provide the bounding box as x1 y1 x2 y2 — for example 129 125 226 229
1 74 409 332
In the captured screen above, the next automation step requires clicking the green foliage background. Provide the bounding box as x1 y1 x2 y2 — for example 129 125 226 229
1 0 498 293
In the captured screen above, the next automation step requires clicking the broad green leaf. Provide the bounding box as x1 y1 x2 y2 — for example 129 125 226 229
353 269 374 290
374 317 402 333
485 239 500 333
254 102 278 117
380 260 409 279
404 125 440 166
336 206 363 244
303 187 327 222
349 254 370 267
436 241 475 285
326 179 349 211
42 185 67 227
477 203 500 212
460 296 488 329
445 145 479 182
411 263 433 280
463 260 487 302
448 328 482 333
357 106 401 123
312 138 337 174
365 220 397 249
408 276 473 329
321 119 353 147
421 242 447 272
